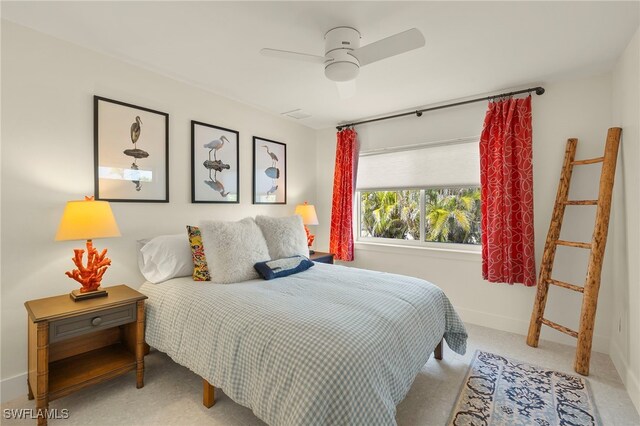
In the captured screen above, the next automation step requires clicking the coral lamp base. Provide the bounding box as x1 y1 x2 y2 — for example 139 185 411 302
303 226 316 255
70 288 108 301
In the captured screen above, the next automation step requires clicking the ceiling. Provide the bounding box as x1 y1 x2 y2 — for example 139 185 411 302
2 1 638 129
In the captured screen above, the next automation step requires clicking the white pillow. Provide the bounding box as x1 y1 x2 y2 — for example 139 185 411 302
137 234 193 283
199 217 270 284
255 215 309 259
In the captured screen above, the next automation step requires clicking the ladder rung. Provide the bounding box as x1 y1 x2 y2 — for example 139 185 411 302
572 157 604 165
541 318 579 338
547 278 584 293
556 240 591 249
564 200 598 205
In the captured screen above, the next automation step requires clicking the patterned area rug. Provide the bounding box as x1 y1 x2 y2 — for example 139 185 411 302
448 350 601 426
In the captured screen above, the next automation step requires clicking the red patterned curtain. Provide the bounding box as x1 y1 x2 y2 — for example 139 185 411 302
330 128 358 261
480 96 536 286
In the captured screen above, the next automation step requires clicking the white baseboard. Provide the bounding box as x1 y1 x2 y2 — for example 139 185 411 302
1 372 27 404
456 306 609 354
609 340 640 415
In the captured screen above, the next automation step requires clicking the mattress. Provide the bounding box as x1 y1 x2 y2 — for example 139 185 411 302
140 262 467 425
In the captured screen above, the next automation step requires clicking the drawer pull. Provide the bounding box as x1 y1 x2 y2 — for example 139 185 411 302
91 317 102 326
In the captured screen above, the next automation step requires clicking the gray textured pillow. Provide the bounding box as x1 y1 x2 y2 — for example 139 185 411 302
199 217 270 283
255 215 310 259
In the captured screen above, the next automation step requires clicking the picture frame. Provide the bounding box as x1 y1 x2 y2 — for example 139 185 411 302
94 96 169 202
191 121 240 203
252 136 286 204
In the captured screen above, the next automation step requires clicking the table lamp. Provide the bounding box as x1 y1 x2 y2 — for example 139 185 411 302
294 201 319 254
55 196 121 300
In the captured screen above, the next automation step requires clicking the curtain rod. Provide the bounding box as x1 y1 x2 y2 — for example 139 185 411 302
336 86 545 131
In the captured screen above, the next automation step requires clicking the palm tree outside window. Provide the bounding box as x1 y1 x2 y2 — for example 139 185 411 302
359 187 481 245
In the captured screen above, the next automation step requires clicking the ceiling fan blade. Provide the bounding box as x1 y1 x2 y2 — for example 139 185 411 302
260 48 326 64
351 28 425 66
336 80 357 99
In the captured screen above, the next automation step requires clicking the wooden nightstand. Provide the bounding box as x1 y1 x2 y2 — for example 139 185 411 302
24 285 147 426
310 251 335 264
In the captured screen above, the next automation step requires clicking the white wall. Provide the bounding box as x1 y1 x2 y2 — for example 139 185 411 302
0 22 317 401
3 17 637 410
315 74 616 356
610 27 640 413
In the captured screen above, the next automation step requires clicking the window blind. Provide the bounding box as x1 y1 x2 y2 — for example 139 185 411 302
356 140 480 190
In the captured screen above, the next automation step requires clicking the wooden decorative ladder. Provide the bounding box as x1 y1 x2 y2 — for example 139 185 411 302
526 127 621 376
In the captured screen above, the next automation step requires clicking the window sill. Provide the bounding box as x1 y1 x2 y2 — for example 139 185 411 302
354 240 481 262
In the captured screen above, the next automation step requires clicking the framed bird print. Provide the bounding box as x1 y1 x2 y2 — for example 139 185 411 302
94 96 169 202
191 121 239 203
252 136 286 204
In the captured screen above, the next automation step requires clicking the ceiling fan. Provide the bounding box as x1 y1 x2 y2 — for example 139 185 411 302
260 27 425 98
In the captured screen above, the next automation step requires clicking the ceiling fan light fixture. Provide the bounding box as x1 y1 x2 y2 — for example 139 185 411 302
325 61 359 82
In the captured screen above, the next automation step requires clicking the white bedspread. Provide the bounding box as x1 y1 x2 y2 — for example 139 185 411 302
140 263 467 425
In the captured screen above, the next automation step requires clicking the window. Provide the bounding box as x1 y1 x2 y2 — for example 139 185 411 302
359 187 481 245
356 139 481 248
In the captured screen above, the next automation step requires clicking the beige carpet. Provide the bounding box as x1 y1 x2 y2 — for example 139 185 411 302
3 323 638 425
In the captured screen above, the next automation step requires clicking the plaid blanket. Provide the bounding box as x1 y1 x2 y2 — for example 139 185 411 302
141 263 467 425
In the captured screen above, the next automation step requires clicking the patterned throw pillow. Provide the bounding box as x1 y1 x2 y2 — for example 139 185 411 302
186 225 211 281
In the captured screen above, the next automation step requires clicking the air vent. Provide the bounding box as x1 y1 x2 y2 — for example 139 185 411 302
281 109 312 120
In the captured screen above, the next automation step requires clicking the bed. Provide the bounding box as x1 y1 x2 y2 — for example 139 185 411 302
140 262 467 425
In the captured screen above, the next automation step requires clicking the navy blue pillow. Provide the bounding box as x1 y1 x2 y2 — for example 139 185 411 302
254 255 314 280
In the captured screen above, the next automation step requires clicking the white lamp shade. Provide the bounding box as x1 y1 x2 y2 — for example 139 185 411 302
55 198 121 241
294 202 319 226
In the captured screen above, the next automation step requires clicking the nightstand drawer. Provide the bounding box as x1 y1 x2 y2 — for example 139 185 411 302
49 304 136 343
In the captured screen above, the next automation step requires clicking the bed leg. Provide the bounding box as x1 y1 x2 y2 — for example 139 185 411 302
434 339 443 360
203 378 216 408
